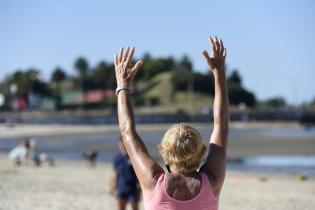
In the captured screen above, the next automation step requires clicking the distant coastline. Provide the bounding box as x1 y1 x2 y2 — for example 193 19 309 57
0 121 306 139
1 109 315 126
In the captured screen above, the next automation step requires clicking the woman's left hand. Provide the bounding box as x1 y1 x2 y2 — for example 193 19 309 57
114 47 143 87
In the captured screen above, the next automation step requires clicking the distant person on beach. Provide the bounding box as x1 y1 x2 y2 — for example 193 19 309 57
9 137 54 167
109 137 140 210
9 137 37 166
83 150 98 167
113 36 228 210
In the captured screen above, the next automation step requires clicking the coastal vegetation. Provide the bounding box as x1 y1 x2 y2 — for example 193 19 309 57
0 54 312 113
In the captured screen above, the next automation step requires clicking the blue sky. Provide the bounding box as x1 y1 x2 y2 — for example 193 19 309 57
0 0 314 104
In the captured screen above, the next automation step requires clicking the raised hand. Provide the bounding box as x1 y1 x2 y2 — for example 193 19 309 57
202 36 227 74
114 47 143 87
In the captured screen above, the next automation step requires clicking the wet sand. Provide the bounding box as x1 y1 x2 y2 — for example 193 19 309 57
0 154 314 210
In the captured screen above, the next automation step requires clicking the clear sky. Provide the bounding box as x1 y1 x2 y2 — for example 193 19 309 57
0 0 314 104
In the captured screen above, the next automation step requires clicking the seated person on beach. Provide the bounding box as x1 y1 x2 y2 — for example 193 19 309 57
9 137 36 166
109 137 140 210
113 36 228 210
9 137 54 167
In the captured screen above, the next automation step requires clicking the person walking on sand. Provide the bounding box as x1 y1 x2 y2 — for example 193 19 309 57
109 137 141 210
113 36 229 210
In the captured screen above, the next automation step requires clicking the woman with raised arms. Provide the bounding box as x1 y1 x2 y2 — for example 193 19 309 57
113 36 229 210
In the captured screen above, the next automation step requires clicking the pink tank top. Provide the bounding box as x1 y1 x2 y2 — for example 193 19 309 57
144 173 219 210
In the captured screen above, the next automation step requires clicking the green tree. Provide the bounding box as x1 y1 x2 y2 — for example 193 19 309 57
6 69 50 97
51 67 67 83
228 83 256 107
74 57 89 78
51 67 67 109
172 69 191 91
178 55 193 72
193 72 214 95
91 61 116 89
260 97 286 109
228 69 242 85
138 53 175 81
74 57 89 92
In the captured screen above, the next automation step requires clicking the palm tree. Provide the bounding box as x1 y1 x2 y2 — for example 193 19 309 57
75 57 88 77
51 67 67 109
74 57 89 109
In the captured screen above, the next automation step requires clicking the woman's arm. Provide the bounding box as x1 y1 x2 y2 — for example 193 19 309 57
114 47 164 197
200 36 229 196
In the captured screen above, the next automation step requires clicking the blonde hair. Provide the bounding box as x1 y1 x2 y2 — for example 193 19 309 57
159 123 206 174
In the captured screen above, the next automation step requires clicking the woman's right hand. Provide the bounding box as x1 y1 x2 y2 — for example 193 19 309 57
202 36 227 75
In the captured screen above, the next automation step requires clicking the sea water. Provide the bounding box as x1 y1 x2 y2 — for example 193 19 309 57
0 126 314 175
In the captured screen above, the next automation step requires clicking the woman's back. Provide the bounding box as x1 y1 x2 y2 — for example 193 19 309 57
144 172 218 210
165 172 202 200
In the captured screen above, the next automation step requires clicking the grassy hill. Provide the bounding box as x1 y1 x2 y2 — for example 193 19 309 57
136 72 213 114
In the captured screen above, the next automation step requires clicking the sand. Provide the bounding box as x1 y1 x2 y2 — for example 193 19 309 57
1 122 314 210
0 154 314 210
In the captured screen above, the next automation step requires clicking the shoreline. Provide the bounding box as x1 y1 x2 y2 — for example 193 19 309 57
0 121 305 139
1 122 314 162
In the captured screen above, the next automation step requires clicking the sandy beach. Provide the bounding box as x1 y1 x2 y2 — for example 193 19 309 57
0 154 314 210
0 122 315 210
